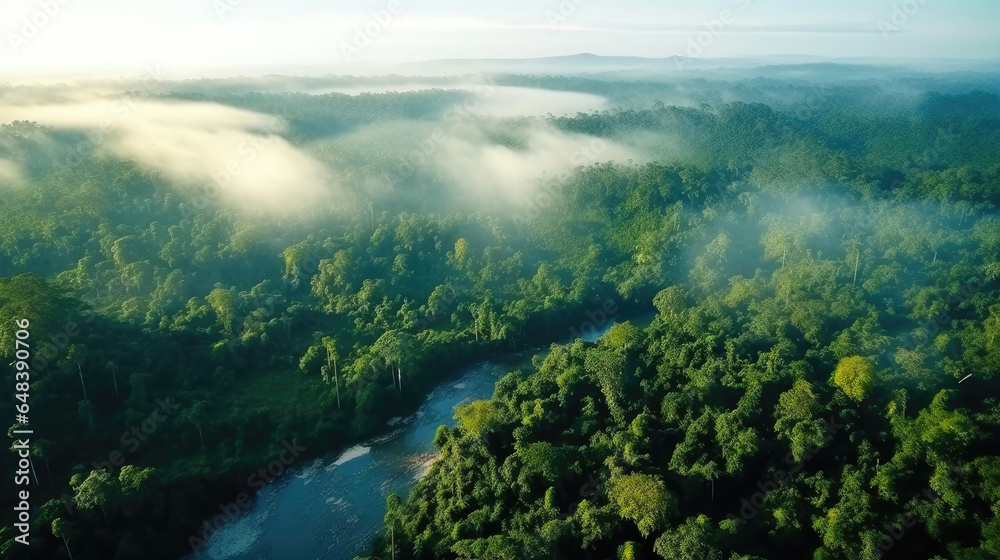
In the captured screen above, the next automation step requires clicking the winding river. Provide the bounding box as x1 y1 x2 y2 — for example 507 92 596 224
189 317 629 560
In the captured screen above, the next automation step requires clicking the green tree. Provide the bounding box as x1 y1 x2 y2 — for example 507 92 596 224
0 273 72 360
52 518 74 560
322 336 342 409
118 465 154 497
453 238 472 271
32 438 52 482
183 401 209 447
576 499 617 548
384 492 403 560
775 380 817 432
302 336 343 408
652 515 722 560
618 541 641 560
774 379 820 462
106 361 120 399
77 400 95 430
372 330 418 392
64 345 89 401
455 400 496 437
584 348 628 424
607 473 675 537
73 469 119 516
206 287 237 336
603 321 643 352
652 285 687 321
833 356 875 401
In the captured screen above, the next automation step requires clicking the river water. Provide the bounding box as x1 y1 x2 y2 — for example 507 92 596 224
189 317 629 560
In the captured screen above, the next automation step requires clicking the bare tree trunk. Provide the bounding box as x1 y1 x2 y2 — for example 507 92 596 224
111 371 119 399
334 358 341 410
398 367 402 392
198 426 205 447
28 456 39 486
62 537 74 560
853 250 860 286
78 364 87 401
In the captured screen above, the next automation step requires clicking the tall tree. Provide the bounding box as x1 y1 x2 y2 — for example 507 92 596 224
0 273 73 360
372 330 418 392
186 401 208 447
322 336 341 409
77 400 95 430
51 519 74 560
72 469 119 517
106 361 120 399
65 345 88 401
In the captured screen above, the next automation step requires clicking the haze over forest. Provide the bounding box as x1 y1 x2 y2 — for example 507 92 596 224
1 1 1000 560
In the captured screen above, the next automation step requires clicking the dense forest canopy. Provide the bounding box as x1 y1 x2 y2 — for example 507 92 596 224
1 66 999 559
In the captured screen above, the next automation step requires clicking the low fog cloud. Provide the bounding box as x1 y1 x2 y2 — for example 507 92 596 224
432 122 637 201
0 158 22 184
325 118 640 205
0 82 639 213
0 94 333 212
313 84 608 118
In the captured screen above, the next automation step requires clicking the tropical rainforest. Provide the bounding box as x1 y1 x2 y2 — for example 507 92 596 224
0 65 999 560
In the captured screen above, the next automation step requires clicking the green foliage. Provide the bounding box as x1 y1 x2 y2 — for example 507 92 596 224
73 469 119 514
118 465 154 497
833 356 875 401
652 515 722 560
0 273 73 359
455 400 496 437
618 541 640 560
3 76 1000 560
607 473 674 537
775 380 816 431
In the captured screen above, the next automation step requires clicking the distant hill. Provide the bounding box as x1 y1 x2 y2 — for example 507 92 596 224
370 53 1000 81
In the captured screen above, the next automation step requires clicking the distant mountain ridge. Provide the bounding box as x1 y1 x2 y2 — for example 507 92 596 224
6 54 994 84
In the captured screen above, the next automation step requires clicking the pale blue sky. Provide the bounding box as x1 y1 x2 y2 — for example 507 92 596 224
1 0 997 76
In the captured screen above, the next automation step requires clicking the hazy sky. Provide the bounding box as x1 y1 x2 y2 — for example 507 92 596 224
1 0 997 77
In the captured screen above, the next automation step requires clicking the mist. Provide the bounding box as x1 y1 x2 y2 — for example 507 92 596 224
0 94 334 213
310 84 608 117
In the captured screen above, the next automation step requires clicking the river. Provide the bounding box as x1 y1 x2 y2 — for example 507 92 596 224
188 315 635 560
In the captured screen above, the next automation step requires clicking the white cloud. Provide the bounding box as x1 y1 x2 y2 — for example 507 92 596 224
0 158 23 185
431 122 638 202
0 95 333 212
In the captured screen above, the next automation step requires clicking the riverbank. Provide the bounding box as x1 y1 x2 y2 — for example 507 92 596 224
185 306 652 560
160 300 652 559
